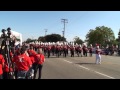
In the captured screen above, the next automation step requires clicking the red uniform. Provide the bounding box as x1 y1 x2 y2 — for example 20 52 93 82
3 52 16 73
56 45 60 50
28 50 36 56
35 54 45 65
3 63 13 72
0 54 5 75
64 46 67 49
47 46 51 51
70 46 75 51
77 47 82 51
96 49 101 54
29 55 35 64
15 49 21 56
10 52 13 57
89 47 92 53
27 50 36 64
13 54 32 71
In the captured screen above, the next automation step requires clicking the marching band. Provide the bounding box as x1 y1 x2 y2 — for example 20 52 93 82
0 40 117 79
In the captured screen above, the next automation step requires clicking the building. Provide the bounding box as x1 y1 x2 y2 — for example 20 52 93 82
0 30 22 46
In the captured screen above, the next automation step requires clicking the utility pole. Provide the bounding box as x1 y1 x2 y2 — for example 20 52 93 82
62 30 64 41
45 29 47 36
61 19 68 42
62 31 64 37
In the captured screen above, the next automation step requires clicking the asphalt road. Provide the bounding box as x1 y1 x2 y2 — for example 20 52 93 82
37 54 120 79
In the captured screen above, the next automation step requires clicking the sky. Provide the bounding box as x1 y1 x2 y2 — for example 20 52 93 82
0 11 120 42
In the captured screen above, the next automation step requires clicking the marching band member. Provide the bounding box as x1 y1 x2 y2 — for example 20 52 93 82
95 45 102 64
70 44 75 57
47 43 51 58
63 44 67 57
82 43 88 57
89 44 93 57
77 44 82 57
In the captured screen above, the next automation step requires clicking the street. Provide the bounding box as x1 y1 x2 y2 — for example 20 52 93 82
36 54 120 79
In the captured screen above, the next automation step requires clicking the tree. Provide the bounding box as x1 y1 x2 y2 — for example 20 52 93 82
118 30 120 42
85 26 115 47
38 36 46 42
26 38 32 43
112 39 119 45
117 30 120 48
73 36 84 44
45 34 66 42
25 38 37 43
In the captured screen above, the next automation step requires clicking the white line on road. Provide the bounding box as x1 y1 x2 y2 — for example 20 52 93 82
94 71 115 79
78 65 90 70
62 59 73 63
61 59 116 79
77 65 116 79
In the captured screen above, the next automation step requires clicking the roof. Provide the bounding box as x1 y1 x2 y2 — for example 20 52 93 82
0 30 22 38
11 30 22 36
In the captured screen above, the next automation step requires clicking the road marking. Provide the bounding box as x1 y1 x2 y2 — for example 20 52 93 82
94 71 115 79
61 58 116 79
78 65 90 70
63 59 72 63
77 65 115 79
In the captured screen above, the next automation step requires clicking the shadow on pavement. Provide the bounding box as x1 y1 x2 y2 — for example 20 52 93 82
76 62 96 65
45 55 74 58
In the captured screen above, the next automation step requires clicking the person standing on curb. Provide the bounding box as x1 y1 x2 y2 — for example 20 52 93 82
34 48 45 79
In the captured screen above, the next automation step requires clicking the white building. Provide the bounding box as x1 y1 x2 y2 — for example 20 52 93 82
0 30 22 46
